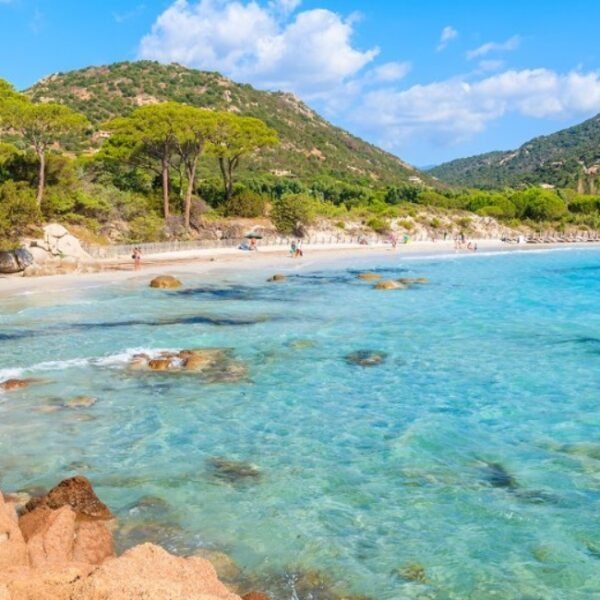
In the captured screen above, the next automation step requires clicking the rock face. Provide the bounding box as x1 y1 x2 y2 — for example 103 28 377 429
0 479 242 600
150 275 182 289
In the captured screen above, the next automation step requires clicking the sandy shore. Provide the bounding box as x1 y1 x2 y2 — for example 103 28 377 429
0 239 597 295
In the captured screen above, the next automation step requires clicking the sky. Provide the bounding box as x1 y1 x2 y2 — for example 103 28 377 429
1 0 600 166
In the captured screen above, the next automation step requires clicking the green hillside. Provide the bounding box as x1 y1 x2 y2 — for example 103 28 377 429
26 60 424 186
430 114 600 191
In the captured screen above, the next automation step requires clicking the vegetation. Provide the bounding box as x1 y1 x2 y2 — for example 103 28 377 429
1 61 600 247
431 113 600 190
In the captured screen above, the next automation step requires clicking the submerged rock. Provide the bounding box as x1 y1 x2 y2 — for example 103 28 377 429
345 350 387 367
374 280 406 290
208 457 262 483
480 462 517 489
397 277 429 285
357 272 381 281
64 396 97 409
0 378 40 392
195 549 241 582
395 562 427 583
267 274 287 282
286 339 316 350
149 275 182 289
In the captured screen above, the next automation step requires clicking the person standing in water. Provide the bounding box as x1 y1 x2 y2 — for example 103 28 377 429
132 247 142 270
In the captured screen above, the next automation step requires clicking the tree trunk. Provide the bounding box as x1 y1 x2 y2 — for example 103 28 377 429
226 160 234 200
36 150 45 208
162 158 170 219
218 158 230 202
184 159 198 230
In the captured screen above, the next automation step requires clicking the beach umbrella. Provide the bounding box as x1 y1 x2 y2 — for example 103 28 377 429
245 233 263 239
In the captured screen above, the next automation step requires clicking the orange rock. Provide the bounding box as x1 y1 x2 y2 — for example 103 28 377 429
72 543 241 599
243 593 271 600
23 476 113 521
26 506 76 568
72 518 114 565
0 492 28 570
148 358 173 371
0 379 33 391
149 275 182 289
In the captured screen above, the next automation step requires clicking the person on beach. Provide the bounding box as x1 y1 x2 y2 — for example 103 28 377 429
295 240 303 258
132 247 142 270
249 238 257 251
290 240 297 257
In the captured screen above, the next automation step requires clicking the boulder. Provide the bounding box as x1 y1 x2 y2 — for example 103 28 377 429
44 224 69 239
0 492 29 570
374 280 406 290
148 358 173 371
71 543 241 599
267 274 286 282
23 476 114 521
14 248 34 270
150 275 182 289
0 252 19 274
207 458 261 483
357 272 380 281
28 246 51 265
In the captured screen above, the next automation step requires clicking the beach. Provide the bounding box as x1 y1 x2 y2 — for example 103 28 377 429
1 238 591 295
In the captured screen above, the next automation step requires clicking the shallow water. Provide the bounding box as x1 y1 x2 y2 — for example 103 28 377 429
1 248 600 599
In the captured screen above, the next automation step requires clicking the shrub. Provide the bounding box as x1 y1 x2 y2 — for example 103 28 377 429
223 190 266 218
367 216 390 234
127 214 166 243
0 181 40 243
271 194 311 235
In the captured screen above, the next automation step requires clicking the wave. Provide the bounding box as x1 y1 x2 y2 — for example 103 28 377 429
0 347 176 382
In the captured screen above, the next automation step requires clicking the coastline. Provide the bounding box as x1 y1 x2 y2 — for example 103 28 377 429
1 239 598 296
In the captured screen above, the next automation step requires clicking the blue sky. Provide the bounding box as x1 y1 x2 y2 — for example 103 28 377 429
1 0 600 166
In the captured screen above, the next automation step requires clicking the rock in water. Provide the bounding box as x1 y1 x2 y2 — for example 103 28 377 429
149 275 182 289
22 475 114 520
208 458 261 483
374 280 406 290
0 378 39 392
268 274 287 282
345 350 387 367
64 396 97 409
481 462 517 489
0 252 19 274
357 272 381 281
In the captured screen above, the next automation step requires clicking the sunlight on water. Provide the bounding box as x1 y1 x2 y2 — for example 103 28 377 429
1 248 599 599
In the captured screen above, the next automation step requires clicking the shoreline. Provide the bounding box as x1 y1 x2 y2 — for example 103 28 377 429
1 239 598 295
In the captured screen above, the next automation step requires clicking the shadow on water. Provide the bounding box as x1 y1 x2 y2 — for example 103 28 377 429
0 313 272 342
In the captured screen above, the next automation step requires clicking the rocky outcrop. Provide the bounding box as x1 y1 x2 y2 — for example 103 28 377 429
0 249 33 274
130 349 247 383
150 275 182 289
0 478 243 600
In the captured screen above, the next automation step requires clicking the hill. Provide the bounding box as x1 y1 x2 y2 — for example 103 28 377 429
430 114 600 191
26 61 425 186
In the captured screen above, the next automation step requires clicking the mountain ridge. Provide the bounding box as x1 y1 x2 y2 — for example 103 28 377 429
25 60 425 186
430 114 600 191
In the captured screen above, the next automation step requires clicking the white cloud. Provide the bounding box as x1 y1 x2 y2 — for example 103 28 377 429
369 61 412 83
436 25 458 52
353 68 600 148
138 0 379 99
467 35 520 60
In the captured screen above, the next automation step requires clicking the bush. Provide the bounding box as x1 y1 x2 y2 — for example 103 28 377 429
223 190 266 218
367 216 390 234
127 214 166 243
271 194 311 235
0 181 40 243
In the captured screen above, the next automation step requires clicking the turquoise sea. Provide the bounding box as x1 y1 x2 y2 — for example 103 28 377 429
1 248 599 599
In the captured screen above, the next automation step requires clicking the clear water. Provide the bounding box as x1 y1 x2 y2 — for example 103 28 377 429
1 248 599 599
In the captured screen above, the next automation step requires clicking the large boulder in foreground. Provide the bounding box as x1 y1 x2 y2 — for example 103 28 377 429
0 478 242 600
150 275 182 289
72 543 240 600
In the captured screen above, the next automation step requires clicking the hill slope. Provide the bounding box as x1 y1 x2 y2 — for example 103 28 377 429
430 114 600 191
26 61 424 186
